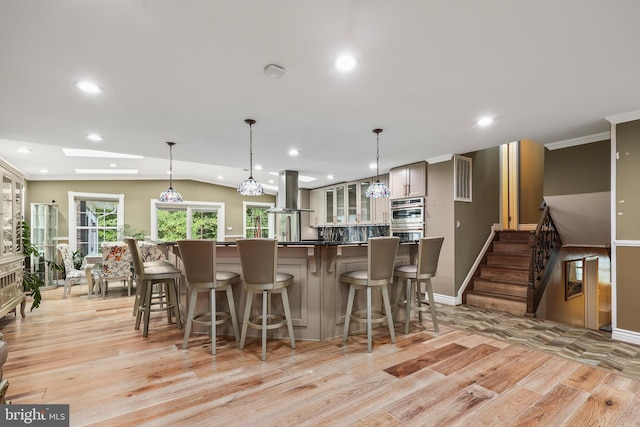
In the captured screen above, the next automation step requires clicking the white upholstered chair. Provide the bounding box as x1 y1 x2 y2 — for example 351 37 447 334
56 243 85 298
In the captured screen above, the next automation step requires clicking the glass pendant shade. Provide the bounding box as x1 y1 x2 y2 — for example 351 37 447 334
366 128 390 198
159 141 183 202
238 119 264 196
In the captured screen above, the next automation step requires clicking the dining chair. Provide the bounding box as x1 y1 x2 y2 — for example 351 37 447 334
98 242 134 297
341 236 400 352
56 243 85 298
236 238 296 361
393 237 444 334
177 239 241 355
125 237 182 337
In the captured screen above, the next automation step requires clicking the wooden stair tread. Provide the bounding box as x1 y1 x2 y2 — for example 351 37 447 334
473 277 529 287
466 289 526 302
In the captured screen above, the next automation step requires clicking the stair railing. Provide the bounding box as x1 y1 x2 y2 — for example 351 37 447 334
526 205 561 317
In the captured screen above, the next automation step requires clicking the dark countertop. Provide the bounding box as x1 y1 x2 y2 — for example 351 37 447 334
159 240 417 247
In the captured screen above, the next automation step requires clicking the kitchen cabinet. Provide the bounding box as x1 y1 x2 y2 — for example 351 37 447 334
309 189 325 227
389 161 427 199
346 179 372 224
371 174 390 224
325 185 346 225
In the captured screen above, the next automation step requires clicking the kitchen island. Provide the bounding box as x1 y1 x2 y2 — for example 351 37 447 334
173 241 415 342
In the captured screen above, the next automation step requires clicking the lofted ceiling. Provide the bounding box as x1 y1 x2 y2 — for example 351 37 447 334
1 1 639 193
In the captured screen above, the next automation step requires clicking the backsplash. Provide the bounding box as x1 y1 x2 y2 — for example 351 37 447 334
317 225 390 243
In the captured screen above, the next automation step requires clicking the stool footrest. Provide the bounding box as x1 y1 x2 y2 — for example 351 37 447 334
192 311 233 326
247 313 288 330
350 308 388 325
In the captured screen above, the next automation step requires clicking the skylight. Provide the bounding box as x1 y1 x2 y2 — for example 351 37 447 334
63 148 144 159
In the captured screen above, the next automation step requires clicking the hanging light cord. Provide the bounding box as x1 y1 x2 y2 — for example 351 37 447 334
373 128 383 182
168 142 175 189
249 121 254 178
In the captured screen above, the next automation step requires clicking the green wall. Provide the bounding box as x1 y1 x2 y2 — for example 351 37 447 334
25 179 275 239
454 147 500 292
544 139 611 197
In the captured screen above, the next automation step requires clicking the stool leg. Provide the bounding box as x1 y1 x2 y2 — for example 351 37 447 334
416 279 424 324
281 287 296 350
426 279 439 332
343 285 356 343
404 278 411 335
183 287 198 350
366 286 372 353
239 290 253 350
210 288 217 355
261 290 268 361
226 286 240 341
142 281 153 338
135 279 149 330
172 280 182 329
382 284 395 344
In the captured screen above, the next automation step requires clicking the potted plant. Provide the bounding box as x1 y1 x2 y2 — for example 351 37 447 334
20 221 43 311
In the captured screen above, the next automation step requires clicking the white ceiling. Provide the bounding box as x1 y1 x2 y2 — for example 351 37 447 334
1 1 639 192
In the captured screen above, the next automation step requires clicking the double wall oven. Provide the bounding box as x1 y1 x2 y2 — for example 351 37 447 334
390 197 425 242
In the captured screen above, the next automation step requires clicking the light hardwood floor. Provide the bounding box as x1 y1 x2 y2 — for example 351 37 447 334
2 285 640 426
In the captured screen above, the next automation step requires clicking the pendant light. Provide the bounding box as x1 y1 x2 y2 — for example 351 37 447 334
158 141 183 202
365 128 391 198
237 119 264 196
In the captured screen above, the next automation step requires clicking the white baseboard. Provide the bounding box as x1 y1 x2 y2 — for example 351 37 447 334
434 293 461 306
612 328 640 345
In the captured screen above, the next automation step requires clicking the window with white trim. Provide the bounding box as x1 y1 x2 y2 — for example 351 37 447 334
68 192 125 256
151 200 225 242
243 201 274 238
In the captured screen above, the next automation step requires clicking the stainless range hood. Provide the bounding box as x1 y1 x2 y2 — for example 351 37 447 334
269 170 313 212
269 170 313 242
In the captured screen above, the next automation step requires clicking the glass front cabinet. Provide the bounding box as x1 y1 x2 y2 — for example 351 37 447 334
30 204 59 288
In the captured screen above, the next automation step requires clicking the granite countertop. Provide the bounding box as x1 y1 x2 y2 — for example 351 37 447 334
159 240 418 247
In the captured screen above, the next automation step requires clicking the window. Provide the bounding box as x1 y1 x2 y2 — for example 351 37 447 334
68 192 124 256
151 200 225 241
454 155 472 202
243 202 274 238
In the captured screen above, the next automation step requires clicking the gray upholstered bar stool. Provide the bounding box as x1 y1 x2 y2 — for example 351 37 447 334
394 237 444 334
125 237 183 338
236 238 296 361
177 239 241 355
341 236 400 353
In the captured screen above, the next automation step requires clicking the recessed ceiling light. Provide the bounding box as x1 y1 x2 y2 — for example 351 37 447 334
218 175 223 180
254 164 263 171
369 163 377 169
478 116 493 126
268 179 275 184
109 163 118 167
335 55 357 72
75 169 138 174
75 81 102 94
16 148 31 154
40 169 49 173
268 172 279 176
298 175 316 183
86 133 103 142
289 149 299 156
62 148 143 159
327 175 334 180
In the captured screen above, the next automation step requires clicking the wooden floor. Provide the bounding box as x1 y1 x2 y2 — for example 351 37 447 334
2 285 640 426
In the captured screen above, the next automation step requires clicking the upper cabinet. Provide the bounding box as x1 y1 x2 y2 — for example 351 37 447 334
346 179 372 224
371 174 390 224
389 161 427 199
324 185 346 225
308 188 325 227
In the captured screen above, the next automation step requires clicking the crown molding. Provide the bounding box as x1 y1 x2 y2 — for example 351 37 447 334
426 154 453 164
545 132 610 151
605 110 640 125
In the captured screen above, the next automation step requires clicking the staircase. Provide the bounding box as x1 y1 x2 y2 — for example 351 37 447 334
464 231 530 315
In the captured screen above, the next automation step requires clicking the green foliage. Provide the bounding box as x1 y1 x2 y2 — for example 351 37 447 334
20 221 43 311
157 209 218 241
245 207 269 238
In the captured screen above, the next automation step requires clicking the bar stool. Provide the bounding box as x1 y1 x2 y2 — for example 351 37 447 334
394 237 444 334
341 236 400 353
177 239 241 355
125 237 183 338
236 238 296 361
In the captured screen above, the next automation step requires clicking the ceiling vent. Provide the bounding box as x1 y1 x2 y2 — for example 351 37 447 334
264 64 285 79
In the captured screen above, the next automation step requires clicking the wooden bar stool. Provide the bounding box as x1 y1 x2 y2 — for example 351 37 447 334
236 238 296 361
341 236 400 353
394 237 444 334
177 239 241 355
125 238 183 338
